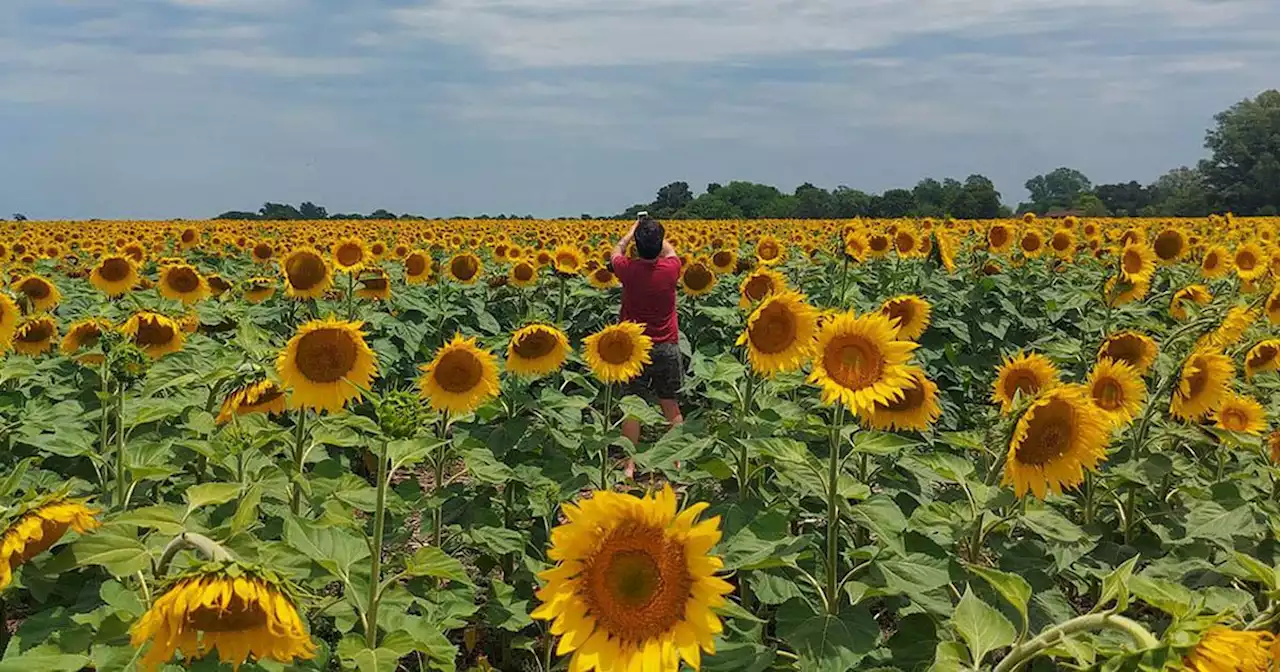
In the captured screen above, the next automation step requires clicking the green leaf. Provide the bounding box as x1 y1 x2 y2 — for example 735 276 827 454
967 565 1031 632
1021 508 1086 543
1231 552 1279 590
460 446 515 485
1184 500 1256 548
283 516 369 583
387 437 444 473
351 647 400 672
929 640 968 672
875 554 952 596
231 484 263 533
184 482 242 514
0 456 37 498
111 505 185 535
1129 575 1196 618
468 526 525 555
617 395 666 426
951 586 1016 666
1098 555 1140 611
0 653 92 672
851 495 907 552
67 530 152 577
852 430 918 455
405 546 472 585
776 599 879 671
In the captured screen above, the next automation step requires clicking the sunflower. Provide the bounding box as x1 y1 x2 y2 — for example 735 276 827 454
736 291 817 377
894 228 920 257
331 237 368 273
738 268 787 309
120 311 185 359
583 322 653 384
1214 393 1268 435
1270 431 1280 464
1199 305 1258 351
1170 284 1212 321
867 232 892 258
681 260 716 297
13 314 58 356
244 277 277 304
277 318 377 414
754 235 785 266
122 241 147 264
552 246 584 275
355 268 391 301
1049 229 1075 260
251 241 275 264
1003 385 1110 499
531 485 733 672
130 564 316 671
507 324 571 378
587 266 619 289
1104 275 1150 307
0 293 19 352
157 263 210 305
1234 242 1267 282
1201 245 1231 279
281 248 334 299
991 352 1060 414
710 248 738 274
13 274 61 313
447 252 483 284
1098 331 1158 374
808 312 918 416
1245 339 1280 379
1086 358 1145 427
879 295 931 341
61 318 112 366
863 367 941 432
509 260 538 288
987 223 1014 253
0 496 100 589
1019 228 1045 257
1149 227 1186 264
1170 350 1234 421
404 251 434 285
418 334 501 415
90 254 139 296
216 380 287 425
1183 627 1273 672
207 274 231 297
1118 243 1155 284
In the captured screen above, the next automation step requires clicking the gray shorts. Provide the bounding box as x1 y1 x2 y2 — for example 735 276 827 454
625 341 683 401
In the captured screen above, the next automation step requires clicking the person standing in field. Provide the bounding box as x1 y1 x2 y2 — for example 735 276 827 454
609 215 684 456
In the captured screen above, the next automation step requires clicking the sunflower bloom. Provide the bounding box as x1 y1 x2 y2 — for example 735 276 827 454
1086 358 1145 428
987 224 1014 254
879 295 931 341
90 254 139 296
1234 242 1267 282
120 311 185 359
13 315 59 356
1245 339 1280 379
216 380 287 425
276 318 378 413
419 333 501 414
1170 285 1212 321
1170 350 1234 421
1183 627 1272 672
681 260 716 297
587 266 619 289
1099 332 1158 374
1213 393 1267 435
243 277 277 304
808 312 918 416
13 275 61 313
738 268 787 309
281 248 334 299
355 268 391 301
991 352 1060 414
754 235 784 265
532 485 734 672
507 324 570 378
1201 245 1231 279
583 322 653 384
552 246 585 275
130 566 316 671
332 237 369 273
863 367 941 432
509 261 538 288
1003 385 1110 499
0 497 100 589
1151 227 1187 264
157 263 210 305
0 293 19 353
1105 275 1150 307
1198 305 1258 351
61 318 113 366
1118 243 1155 283
710 248 738 274
404 251 434 285
447 252 483 284
736 291 818 377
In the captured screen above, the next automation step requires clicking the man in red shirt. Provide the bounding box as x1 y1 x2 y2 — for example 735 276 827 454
610 215 683 447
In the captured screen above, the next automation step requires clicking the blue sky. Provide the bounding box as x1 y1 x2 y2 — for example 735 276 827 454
1 0 1278 220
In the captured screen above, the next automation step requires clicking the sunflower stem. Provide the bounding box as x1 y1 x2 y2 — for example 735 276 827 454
434 411 450 548
837 253 850 308
993 612 1158 672
825 403 847 615
290 410 308 515
346 271 356 321
97 362 111 495
366 438 389 649
156 532 233 577
115 382 128 511
601 383 614 490
556 275 567 326
736 374 757 500
1122 485 1137 545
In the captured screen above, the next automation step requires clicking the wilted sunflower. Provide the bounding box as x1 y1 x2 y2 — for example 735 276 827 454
532 485 733 672
1201 245 1231 279
1086 358 1145 427
587 266 619 289
808 312 918 416
277 318 377 414
1213 393 1267 435
754 235 784 266
1245 339 1280 379
1099 331 1158 374
120 311 185 359
90 254 139 296
863 367 941 432
991 352 1060 414
1003 385 1110 499
130 564 316 671
1198 305 1258 351
418 333 500 414
583 322 653 384
243 277 277 304
13 315 58 356
60 318 112 366
447 252 483 284
1170 350 1234 421
1118 243 1155 284
507 324 570 378
281 248 334 299
332 237 369 273
1170 284 1212 321
737 291 818 377
681 260 716 297
1234 242 1267 282
355 268 391 301
158 263 210 305
13 274 61 313
0 293 18 352
1182 627 1273 672
509 260 538 288
216 380 287 425
0 496 100 589
710 248 738 274
879 295 931 341
738 268 787 309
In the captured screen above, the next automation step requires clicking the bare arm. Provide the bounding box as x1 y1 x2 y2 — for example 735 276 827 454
612 221 639 259
660 240 677 259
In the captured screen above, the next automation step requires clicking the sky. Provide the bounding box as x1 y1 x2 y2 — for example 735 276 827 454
1 0 1278 220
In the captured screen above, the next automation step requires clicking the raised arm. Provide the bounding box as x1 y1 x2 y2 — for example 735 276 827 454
612 221 639 259
660 239 677 259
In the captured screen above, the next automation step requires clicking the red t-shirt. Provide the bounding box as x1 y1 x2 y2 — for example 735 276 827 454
611 254 681 343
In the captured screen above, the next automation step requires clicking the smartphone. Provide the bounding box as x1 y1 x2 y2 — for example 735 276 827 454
637 211 648 218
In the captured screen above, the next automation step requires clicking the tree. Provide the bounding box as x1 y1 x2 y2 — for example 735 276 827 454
830 187 873 218
215 211 260 220
651 182 694 218
949 175 1003 219
875 189 916 218
677 197 742 219
792 183 833 218
298 202 329 219
1023 167 1093 213
706 183 722 195
1150 166 1211 217
12 213 27 221
368 209 396 220
1076 194 1111 217
1094 181 1154 217
259 202 303 220
1200 90 1280 214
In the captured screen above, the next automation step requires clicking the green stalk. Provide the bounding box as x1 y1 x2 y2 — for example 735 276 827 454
825 404 847 615
346 271 356 321
556 275 567 326
434 411 450 548
366 440 389 648
736 374 757 499
837 254 850 307
993 613 1158 672
290 410 309 515
97 363 111 494
115 383 127 510
600 383 614 490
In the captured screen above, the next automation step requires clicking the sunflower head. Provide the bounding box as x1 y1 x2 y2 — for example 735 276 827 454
90 254 139 297
738 268 787 309
987 224 1013 253
710 248 738 273
13 314 58 356
332 236 369 272
157 263 210 305
1213 393 1267 435
863 366 941 432
807 311 919 416
552 245 584 275
0 495 101 589
13 274 61 313
1003 385 1110 499
1198 305 1258 351
216 380 287 425
276 317 378 414
1182 627 1273 672
587 266 619 289
1170 284 1212 321
1098 331 1158 374
1245 339 1280 379
1118 243 1155 283
1086 358 1145 428
281 248 334 299
120 311 185 359
447 252 483 284
879 295 932 341
355 268 392 301
1170 349 1234 421
1234 242 1267 281
681 260 717 297
736 291 818 377
60 318 114 366
1201 245 1230 278
507 323 570 378
583 322 653 384
754 235 784 265
243 277 277 304
991 352 1061 414
418 333 501 415
509 260 538 287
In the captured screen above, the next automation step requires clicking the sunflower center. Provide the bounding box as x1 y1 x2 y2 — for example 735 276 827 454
870 235 889 252
989 228 1009 247
513 330 557 359
167 267 200 293
1154 232 1182 260
597 331 636 365
1051 233 1071 252
758 241 779 260
743 275 774 302
1237 251 1257 270
1220 408 1250 432
100 257 132 282
1021 234 1040 252
337 243 364 267
254 243 273 259
1016 399 1074 466
1102 338 1143 369
883 302 915 332
133 317 175 347
1122 250 1143 274
1093 378 1123 411
822 335 883 390
294 329 358 383
1204 253 1220 270
20 279 50 300
685 265 713 291
181 229 197 244
581 524 691 643
1183 364 1209 400
513 263 534 282
18 321 54 343
434 350 483 393
593 268 614 284
361 275 389 291
451 256 479 281
1249 345 1278 369
1003 371 1043 401
712 251 733 268
405 254 428 276
895 232 915 252
186 594 270 633
749 302 798 354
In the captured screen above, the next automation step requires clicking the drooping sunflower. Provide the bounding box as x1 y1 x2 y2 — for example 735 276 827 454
418 333 501 415
158 263 210 305
0 496 100 589
1003 385 1110 499
736 291 818 377
710 248 738 274
60 318 113 366
281 248 334 299
1201 245 1231 279
331 236 369 273
1170 284 1212 321
808 312 918 416
447 252 483 284
1104 274 1150 307
403 251 434 285
863 367 941 432
1234 242 1267 282
216 380 287 425
1245 339 1280 379
1098 331 1159 374
276 318 377 414
1170 350 1234 421
879 295 932 341
243 277 277 304
1270 431 1280 464
120 311 185 359
1086 358 1145 428
754 235 785 266
1182 627 1273 672
507 323 571 378
355 268 391 301
12 274 61 313
90 254 139 296
587 266 619 289
531 485 733 672
130 563 317 671
0 293 19 352
509 260 538 288
13 315 58 356
1213 393 1267 435
738 267 787 309
583 322 653 384
681 259 717 297
991 352 1061 414
1268 288 1280 325
207 274 231 297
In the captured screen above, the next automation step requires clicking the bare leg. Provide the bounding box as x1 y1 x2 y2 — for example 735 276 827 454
622 419 641 479
658 399 684 469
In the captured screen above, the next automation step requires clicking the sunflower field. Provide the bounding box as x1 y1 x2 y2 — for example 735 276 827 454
3 213 1280 671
